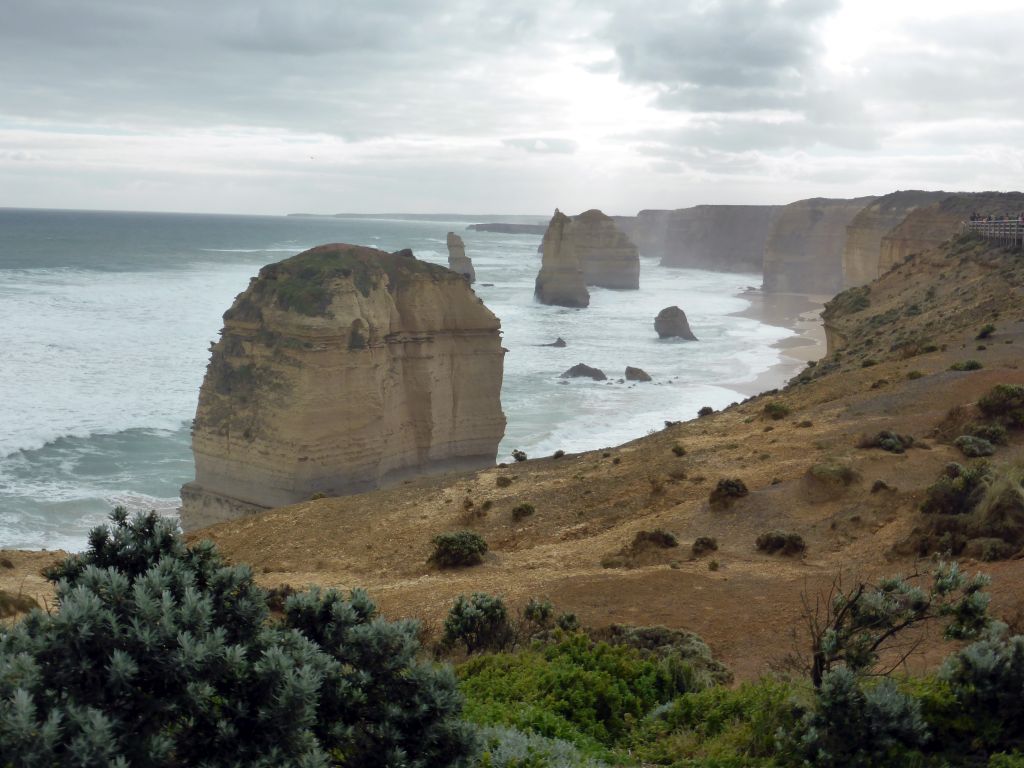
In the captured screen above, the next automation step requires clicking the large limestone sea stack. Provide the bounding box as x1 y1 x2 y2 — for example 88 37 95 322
446 231 475 283
535 210 590 307
571 209 640 289
180 243 506 529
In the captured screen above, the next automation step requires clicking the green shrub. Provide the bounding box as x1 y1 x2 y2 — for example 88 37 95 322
0 509 474 768
709 478 749 508
511 503 535 521
755 530 806 556
950 360 984 371
556 613 580 632
921 462 992 515
698 406 714 417
522 598 553 629
971 423 1009 445
809 460 859 487
444 593 512 655
431 530 489 567
955 435 996 458
763 401 791 420
978 384 1024 428
512 450 528 463
458 634 699 753
862 358 878 368
859 430 915 453
496 475 513 488
907 370 925 380
692 536 718 557
790 668 930 768
990 753 1024 768
977 323 997 339
942 633 1024 754
672 443 686 457
473 724 604 767
552 450 565 459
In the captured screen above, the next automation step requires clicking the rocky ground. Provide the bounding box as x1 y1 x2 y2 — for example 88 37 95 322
5 234 1024 682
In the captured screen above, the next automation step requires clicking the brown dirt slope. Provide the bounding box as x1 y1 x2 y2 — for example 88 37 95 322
5 234 1024 680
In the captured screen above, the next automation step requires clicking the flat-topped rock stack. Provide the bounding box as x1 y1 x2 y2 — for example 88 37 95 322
535 210 590 307
571 209 640 289
446 231 475 283
180 243 506 530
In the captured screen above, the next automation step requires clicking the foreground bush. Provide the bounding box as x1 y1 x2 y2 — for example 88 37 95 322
431 531 489 567
0 509 475 768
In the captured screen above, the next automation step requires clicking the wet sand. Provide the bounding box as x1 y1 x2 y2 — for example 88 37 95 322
724 289 829 397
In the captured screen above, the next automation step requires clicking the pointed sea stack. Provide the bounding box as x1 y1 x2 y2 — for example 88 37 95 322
446 231 475 283
535 210 590 307
180 243 507 530
571 209 640 289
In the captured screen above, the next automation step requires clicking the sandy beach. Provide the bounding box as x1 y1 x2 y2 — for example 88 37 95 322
724 289 829 397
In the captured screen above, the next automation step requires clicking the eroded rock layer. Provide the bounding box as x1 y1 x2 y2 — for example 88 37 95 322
535 210 590 307
762 197 876 293
446 232 475 283
841 191 948 287
619 206 782 272
181 243 506 529
571 209 640 289
878 192 1024 273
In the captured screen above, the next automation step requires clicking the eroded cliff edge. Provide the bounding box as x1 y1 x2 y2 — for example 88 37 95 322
180 243 506 530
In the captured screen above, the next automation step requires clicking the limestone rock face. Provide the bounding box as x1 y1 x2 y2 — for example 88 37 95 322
842 191 948 287
535 210 590 307
620 206 782 272
571 209 640 289
180 243 506 530
762 197 876 293
560 363 607 380
879 192 1024 273
446 232 475 283
655 306 697 340
625 366 651 382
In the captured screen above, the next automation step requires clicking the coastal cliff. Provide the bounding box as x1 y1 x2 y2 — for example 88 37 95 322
841 191 948 288
878 192 1024 273
180 243 506 529
571 209 640 289
446 231 475 283
620 205 782 272
534 210 590 307
762 196 876 293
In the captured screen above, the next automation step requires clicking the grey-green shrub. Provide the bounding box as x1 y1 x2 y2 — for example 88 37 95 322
443 593 512 655
0 508 475 768
431 531 489 567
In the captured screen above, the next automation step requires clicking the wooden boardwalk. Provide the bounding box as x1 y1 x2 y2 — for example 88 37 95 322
964 219 1024 248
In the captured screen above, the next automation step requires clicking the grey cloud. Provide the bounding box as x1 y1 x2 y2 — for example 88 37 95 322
601 0 841 111
502 137 578 154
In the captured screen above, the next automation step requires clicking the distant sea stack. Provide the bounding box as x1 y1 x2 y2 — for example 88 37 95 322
466 222 547 234
619 205 783 272
878 191 1024 274
446 231 475 283
762 196 877 294
534 210 590 307
571 209 640 289
841 191 948 288
180 243 507 530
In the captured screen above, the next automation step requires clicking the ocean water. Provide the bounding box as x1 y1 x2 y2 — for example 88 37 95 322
0 208 794 550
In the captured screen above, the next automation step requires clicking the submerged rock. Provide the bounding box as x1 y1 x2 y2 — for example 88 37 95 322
655 306 697 340
535 210 590 307
446 231 475 283
540 337 567 348
625 366 652 382
560 363 607 381
180 243 506 530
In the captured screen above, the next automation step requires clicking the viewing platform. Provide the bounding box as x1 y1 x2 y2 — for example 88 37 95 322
963 219 1024 248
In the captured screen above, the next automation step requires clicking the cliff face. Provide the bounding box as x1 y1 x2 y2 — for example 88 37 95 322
534 210 590 307
622 206 782 272
878 192 1024 273
446 232 475 283
180 243 506 529
571 209 640 289
762 197 876 293
841 191 948 288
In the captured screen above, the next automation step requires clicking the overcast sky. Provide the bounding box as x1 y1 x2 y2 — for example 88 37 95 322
2 0 1022 215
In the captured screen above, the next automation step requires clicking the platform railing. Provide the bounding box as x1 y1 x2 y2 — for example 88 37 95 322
963 219 1024 248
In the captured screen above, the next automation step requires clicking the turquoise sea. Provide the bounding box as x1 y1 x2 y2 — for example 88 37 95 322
0 208 794 550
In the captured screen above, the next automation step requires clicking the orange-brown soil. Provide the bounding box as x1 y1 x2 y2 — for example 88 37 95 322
5 235 1024 681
